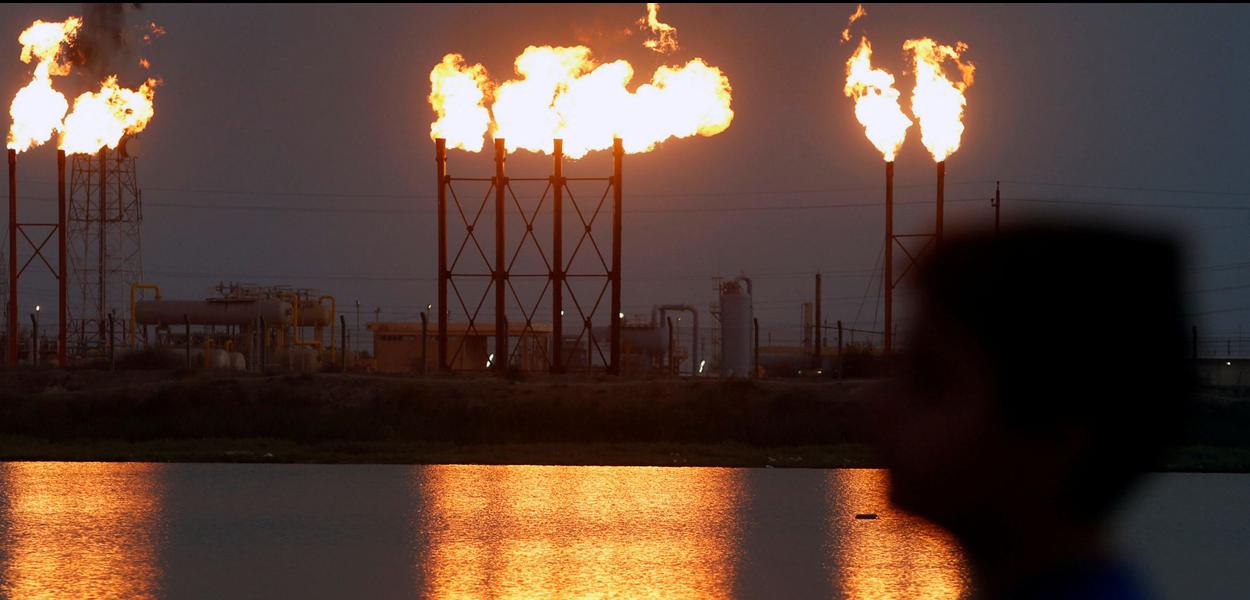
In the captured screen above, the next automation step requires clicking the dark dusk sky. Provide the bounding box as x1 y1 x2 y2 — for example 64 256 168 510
3 3 1249 345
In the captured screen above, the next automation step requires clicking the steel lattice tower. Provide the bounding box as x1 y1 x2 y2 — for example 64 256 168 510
68 142 143 354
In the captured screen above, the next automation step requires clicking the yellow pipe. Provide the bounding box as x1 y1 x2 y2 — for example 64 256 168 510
319 295 336 362
277 292 301 347
129 283 161 348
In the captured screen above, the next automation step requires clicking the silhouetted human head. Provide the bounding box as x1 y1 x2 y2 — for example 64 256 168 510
878 223 1188 589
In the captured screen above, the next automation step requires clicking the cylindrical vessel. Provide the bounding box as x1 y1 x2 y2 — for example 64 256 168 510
296 302 333 327
135 299 292 327
719 280 753 377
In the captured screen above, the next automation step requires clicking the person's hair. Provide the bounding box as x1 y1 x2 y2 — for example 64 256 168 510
915 223 1190 522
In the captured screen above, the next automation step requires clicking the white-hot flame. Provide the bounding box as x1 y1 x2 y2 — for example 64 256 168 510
60 76 157 155
7 16 160 155
428 53 492 152
429 45 733 159
639 3 679 54
844 37 911 162
904 37 975 162
6 18 81 151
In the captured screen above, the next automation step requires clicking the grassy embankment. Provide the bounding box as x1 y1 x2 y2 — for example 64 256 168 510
0 369 1245 470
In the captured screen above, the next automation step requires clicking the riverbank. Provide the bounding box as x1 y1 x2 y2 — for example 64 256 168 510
0 370 1245 470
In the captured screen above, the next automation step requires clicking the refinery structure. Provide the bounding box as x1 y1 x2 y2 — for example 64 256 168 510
0 6 986 378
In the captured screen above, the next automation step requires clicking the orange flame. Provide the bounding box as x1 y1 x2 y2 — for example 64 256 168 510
60 77 157 155
428 53 492 152
6 18 81 152
429 46 733 159
904 37 975 162
844 37 911 162
7 16 159 155
141 21 165 44
638 3 678 54
840 4 867 43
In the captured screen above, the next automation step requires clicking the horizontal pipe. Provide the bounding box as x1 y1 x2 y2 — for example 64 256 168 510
135 299 292 327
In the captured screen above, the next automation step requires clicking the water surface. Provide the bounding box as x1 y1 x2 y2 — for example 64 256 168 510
0 463 1242 599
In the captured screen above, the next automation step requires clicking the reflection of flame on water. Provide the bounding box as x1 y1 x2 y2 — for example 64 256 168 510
828 469 969 599
414 465 743 599
0 462 164 600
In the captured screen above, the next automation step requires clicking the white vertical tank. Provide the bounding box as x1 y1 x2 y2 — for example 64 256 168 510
719 279 753 377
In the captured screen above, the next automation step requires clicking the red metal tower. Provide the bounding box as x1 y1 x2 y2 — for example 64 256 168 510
6 149 68 366
435 137 622 375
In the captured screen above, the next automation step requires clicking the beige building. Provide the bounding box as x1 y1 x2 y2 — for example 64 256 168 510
369 322 552 373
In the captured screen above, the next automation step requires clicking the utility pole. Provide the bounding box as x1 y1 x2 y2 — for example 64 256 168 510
836 319 844 380
420 311 428 375
991 180 1001 234
813 272 822 370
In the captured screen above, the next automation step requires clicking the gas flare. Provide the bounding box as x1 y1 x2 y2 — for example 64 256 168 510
639 3 678 54
60 76 157 155
6 15 160 155
428 53 492 152
904 37 974 162
843 37 911 162
840 4 867 43
429 45 733 159
494 46 731 158
6 18 81 151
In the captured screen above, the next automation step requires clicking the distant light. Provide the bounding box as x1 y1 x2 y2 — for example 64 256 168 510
426 303 432 311
698 359 706 374
619 312 625 319
1227 361 1233 366
486 353 495 368
560 310 566 316
34 305 40 312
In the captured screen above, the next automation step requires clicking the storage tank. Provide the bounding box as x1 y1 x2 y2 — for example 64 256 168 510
297 302 333 327
719 278 753 377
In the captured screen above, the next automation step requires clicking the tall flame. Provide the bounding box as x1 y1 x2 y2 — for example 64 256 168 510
7 16 160 155
6 18 81 152
843 37 911 162
430 46 733 159
60 76 157 155
428 53 492 152
639 3 679 54
904 37 975 162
